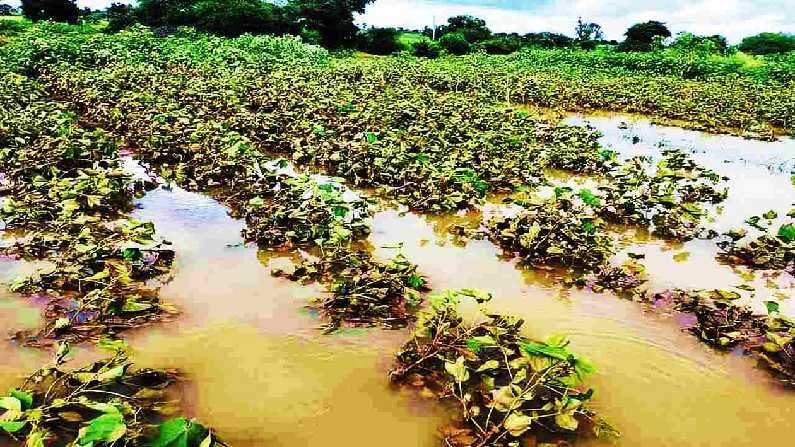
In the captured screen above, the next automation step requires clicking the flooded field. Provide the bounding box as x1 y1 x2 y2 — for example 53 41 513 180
3 113 793 446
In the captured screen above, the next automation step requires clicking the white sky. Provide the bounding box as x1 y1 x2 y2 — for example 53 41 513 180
357 0 795 43
4 0 793 43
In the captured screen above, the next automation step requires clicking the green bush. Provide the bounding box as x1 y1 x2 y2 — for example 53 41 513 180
358 27 402 55
410 38 440 58
477 36 523 55
439 32 470 55
738 32 795 55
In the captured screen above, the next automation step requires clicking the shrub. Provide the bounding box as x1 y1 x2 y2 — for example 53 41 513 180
738 32 795 55
410 38 440 58
439 32 470 55
106 3 137 33
358 26 402 55
477 36 523 54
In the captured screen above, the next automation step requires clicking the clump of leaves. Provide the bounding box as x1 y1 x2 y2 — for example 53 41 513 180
486 189 614 270
0 346 224 447
652 288 765 348
599 150 727 239
650 290 795 386
575 258 649 299
759 302 795 387
6 219 175 345
272 247 428 330
0 74 175 344
240 173 372 248
717 220 794 273
390 290 618 446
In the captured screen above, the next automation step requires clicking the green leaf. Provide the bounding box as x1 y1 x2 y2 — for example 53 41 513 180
577 188 601 207
407 274 425 289
151 418 210 447
762 210 778 220
444 356 469 383
476 360 500 372
122 247 142 262
555 413 579 431
777 224 795 242
78 413 127 444
765 301 780 315
9 389 33 411
522 342 569 361
248 197 265 209
467 335 497 353
25 427 47 447
504 412 533 437
0 420 26 433
0 396 21 412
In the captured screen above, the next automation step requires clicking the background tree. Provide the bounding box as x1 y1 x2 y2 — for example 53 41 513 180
477 35 523 54
738 32 795 55
439 15 491 43
620 20 671 51
357 26 401 55
192 0 286 37
575 17 603 41
524 32 574 48
21 0 79 23
0 3 14 15
671 32 729 55
439 32 470 55
134 0 195 28
411 37 441 58
106 2 137 32
286 0 374 48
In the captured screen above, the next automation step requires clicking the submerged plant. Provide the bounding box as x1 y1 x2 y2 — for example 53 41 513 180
486 189 614 270
0 346 223 447
272 247 429 330
390 290 618 446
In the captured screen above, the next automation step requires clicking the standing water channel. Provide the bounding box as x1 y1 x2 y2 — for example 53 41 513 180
1 114 794 446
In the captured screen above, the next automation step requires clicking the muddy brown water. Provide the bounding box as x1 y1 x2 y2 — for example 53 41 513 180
1 114 794 446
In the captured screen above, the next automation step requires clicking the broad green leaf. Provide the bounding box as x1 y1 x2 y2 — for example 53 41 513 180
444 356 469 383
151 418 209 447
476 360 500 372
9 389 33 410
78 413 127 444
0 420 26 433
555 413 579 431
778 224 795 242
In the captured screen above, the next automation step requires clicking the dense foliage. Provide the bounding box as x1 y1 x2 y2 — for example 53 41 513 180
20 0 78 23
738 32 795 55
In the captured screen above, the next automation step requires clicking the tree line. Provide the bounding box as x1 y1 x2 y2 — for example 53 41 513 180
2 0 794 56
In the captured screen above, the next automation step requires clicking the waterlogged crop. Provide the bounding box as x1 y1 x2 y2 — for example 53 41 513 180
650 289 794 386
0 71 174 344
599 149 727 239
486 189 614 270
717 217 795 273
0 346 222 447
272 247 428 330
390 290 618 445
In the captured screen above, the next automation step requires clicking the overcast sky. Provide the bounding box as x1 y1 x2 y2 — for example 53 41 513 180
4 0 793 43
357 0 794 43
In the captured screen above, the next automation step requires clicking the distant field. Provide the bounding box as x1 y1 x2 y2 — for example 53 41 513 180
0 15 23 21
398 32 424 46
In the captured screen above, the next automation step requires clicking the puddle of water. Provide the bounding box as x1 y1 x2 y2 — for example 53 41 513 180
564 113 795 314
122 184 446 447
371 209 795 447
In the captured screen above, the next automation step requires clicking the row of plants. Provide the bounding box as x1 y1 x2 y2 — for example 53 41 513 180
0 69 222 445
362 54 794 138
